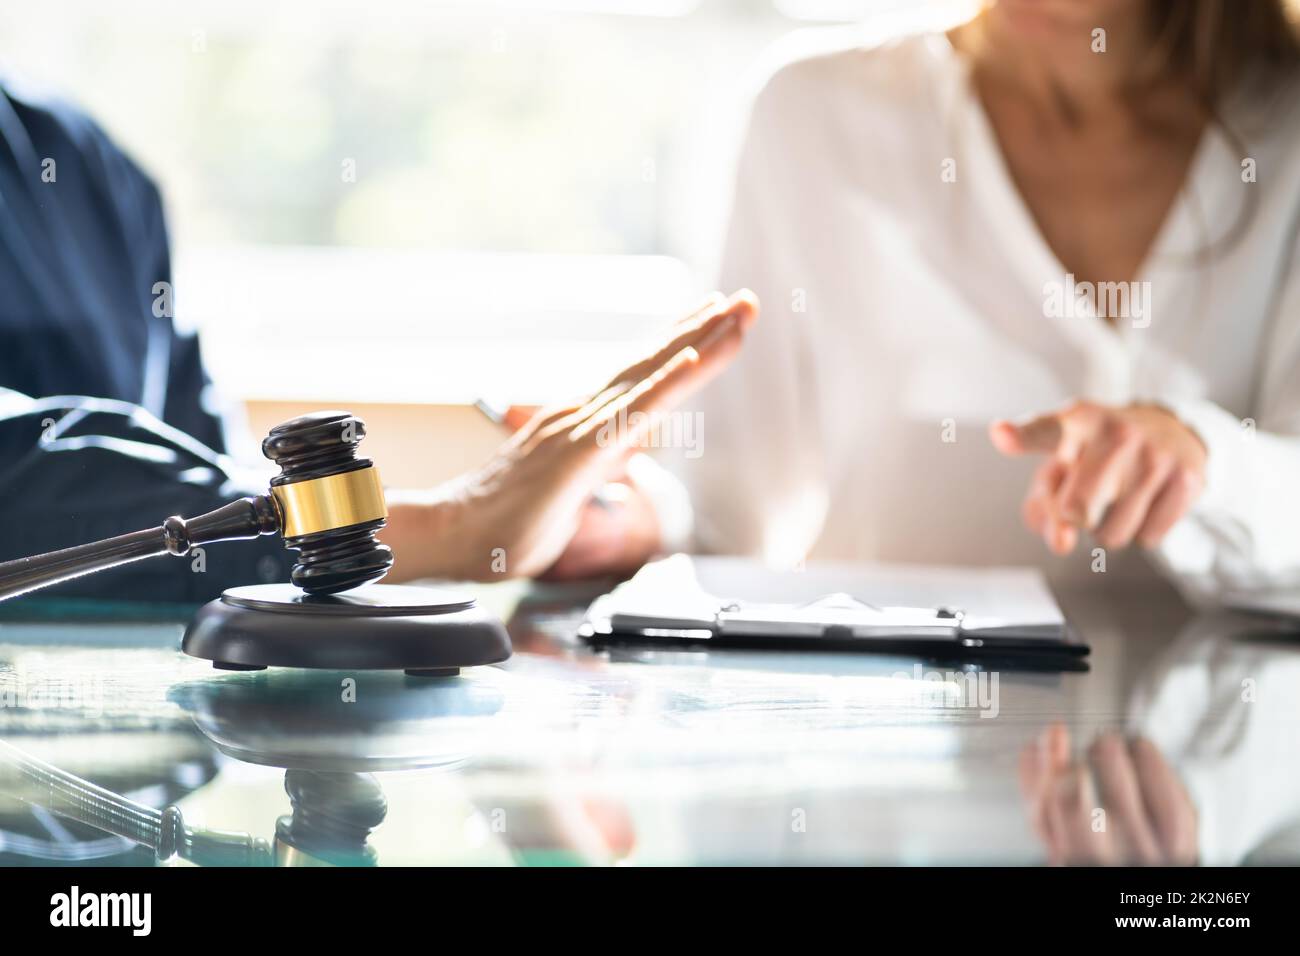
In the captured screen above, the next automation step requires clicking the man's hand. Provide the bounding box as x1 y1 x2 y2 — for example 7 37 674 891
1019 724 1198 866
990 401 1207 555
384 290 758 582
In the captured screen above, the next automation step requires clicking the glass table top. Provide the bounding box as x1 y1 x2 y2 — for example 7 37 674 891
1 578 1297 866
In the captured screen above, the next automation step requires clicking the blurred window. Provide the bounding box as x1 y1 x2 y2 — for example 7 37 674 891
1 0 970 402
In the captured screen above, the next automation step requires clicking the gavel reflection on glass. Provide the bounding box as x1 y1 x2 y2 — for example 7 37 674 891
0 411 392 602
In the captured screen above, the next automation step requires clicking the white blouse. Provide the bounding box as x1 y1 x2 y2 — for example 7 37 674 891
660 29 1300 602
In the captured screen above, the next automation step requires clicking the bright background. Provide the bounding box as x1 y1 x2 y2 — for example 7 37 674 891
1 0 972 481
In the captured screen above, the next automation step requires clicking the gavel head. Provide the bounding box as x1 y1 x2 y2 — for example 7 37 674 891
262 412 394 595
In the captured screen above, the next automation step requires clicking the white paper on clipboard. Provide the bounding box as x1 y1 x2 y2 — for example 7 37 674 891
586 553 1068 644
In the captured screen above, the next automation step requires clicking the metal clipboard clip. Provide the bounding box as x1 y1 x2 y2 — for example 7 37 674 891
715 592 964 641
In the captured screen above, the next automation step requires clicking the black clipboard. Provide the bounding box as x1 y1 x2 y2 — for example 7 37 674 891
579 584 1089 669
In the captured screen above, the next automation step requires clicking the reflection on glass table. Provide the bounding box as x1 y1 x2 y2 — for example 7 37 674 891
1 585 1298 865
1019 612 1300 866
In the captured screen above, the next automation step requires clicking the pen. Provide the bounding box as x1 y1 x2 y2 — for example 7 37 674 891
473 398 509 427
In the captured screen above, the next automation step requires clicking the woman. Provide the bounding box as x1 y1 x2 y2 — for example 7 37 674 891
635 0 1300 603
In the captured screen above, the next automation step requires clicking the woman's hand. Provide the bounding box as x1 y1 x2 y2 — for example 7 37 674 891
1019 724 1197 866
384 290 758 582
990 401 1207 555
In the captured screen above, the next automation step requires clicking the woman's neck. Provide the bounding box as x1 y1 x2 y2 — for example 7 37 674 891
951 4 1156 121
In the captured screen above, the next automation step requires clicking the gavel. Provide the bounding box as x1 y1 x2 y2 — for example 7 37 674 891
0 411 393 601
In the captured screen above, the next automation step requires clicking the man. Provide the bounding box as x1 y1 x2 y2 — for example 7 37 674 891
0 80 756 602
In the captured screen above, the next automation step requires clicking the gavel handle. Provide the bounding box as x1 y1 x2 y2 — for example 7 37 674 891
0 494 281 602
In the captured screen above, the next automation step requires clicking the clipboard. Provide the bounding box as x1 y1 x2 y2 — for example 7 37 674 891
578 555 1089 665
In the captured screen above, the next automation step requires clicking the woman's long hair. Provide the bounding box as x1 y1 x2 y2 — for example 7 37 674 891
1139 1 1300 259
1144 0 1300 109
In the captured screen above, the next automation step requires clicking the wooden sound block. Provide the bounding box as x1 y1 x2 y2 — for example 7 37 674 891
181 583 511 674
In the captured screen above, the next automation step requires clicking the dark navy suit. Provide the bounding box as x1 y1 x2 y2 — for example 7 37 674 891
0 81 289 603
